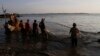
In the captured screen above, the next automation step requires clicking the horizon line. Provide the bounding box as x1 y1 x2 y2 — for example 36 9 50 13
1 12 100 14
19 13 100 14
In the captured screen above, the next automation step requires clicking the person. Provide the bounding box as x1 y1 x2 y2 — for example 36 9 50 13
11 16 20 43
39 18 46 34
24 19 31 44
8 15 20 32
32 20 39 42
19 20 24 31
4 22 11 43
39 18 48 50
4 22 9 35
19 20 25 43
13 18 20 32
7 15 16 32
25 19 31 34
5 15 15 43
69 23 79 47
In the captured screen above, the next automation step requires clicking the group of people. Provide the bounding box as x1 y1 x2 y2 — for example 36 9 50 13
4 15 47 45
4 14 80 47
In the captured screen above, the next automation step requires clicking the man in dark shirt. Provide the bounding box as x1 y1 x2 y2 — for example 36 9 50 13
39 18 48 50
4 16 13 43
25 19 31 35
33 20 38 34
19 20 24 33
70 23 79 47
33 20 38 43
39 18 45 34
19 20 25 43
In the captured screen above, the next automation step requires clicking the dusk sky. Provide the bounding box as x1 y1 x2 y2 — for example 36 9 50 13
0 0 100 14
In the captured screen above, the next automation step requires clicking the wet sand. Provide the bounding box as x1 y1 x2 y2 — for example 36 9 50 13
0 22 100 56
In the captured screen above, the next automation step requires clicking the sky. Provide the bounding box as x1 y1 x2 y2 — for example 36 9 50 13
0 0 100 14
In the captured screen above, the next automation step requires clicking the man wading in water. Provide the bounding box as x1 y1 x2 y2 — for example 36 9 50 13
39 18 48 50
69 23 80 47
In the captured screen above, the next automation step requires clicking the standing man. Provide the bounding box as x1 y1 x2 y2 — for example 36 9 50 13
25 19 31 43
69 23 80 47
39 18 48 50
32 20 39 43
19 20 25 43
25 19 31 36
39 18 45 34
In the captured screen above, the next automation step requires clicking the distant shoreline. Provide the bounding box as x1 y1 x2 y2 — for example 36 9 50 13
20 13 100 15
19 13 100 17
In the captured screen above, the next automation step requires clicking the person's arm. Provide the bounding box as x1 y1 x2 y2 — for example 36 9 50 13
69 28 72 37
77 28 80 33
69 28 72 34
76 28 80 36
43 23 46 29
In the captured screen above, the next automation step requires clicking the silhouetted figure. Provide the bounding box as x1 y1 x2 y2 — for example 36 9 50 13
25 19 31 35
4 16 14 43
32 20 39 43
39 18 48 50
13 18 19 31
70 23 79 47
39 18 46 34
19 20 24 32
25 19 31 43
4 22 9 35
4 22 11 43
19 20 25 43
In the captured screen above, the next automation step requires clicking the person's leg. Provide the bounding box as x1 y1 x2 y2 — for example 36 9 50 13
6 33 11 44
34 32 37 43
71 38 74 47
74 38 77 46
22 33 25 44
